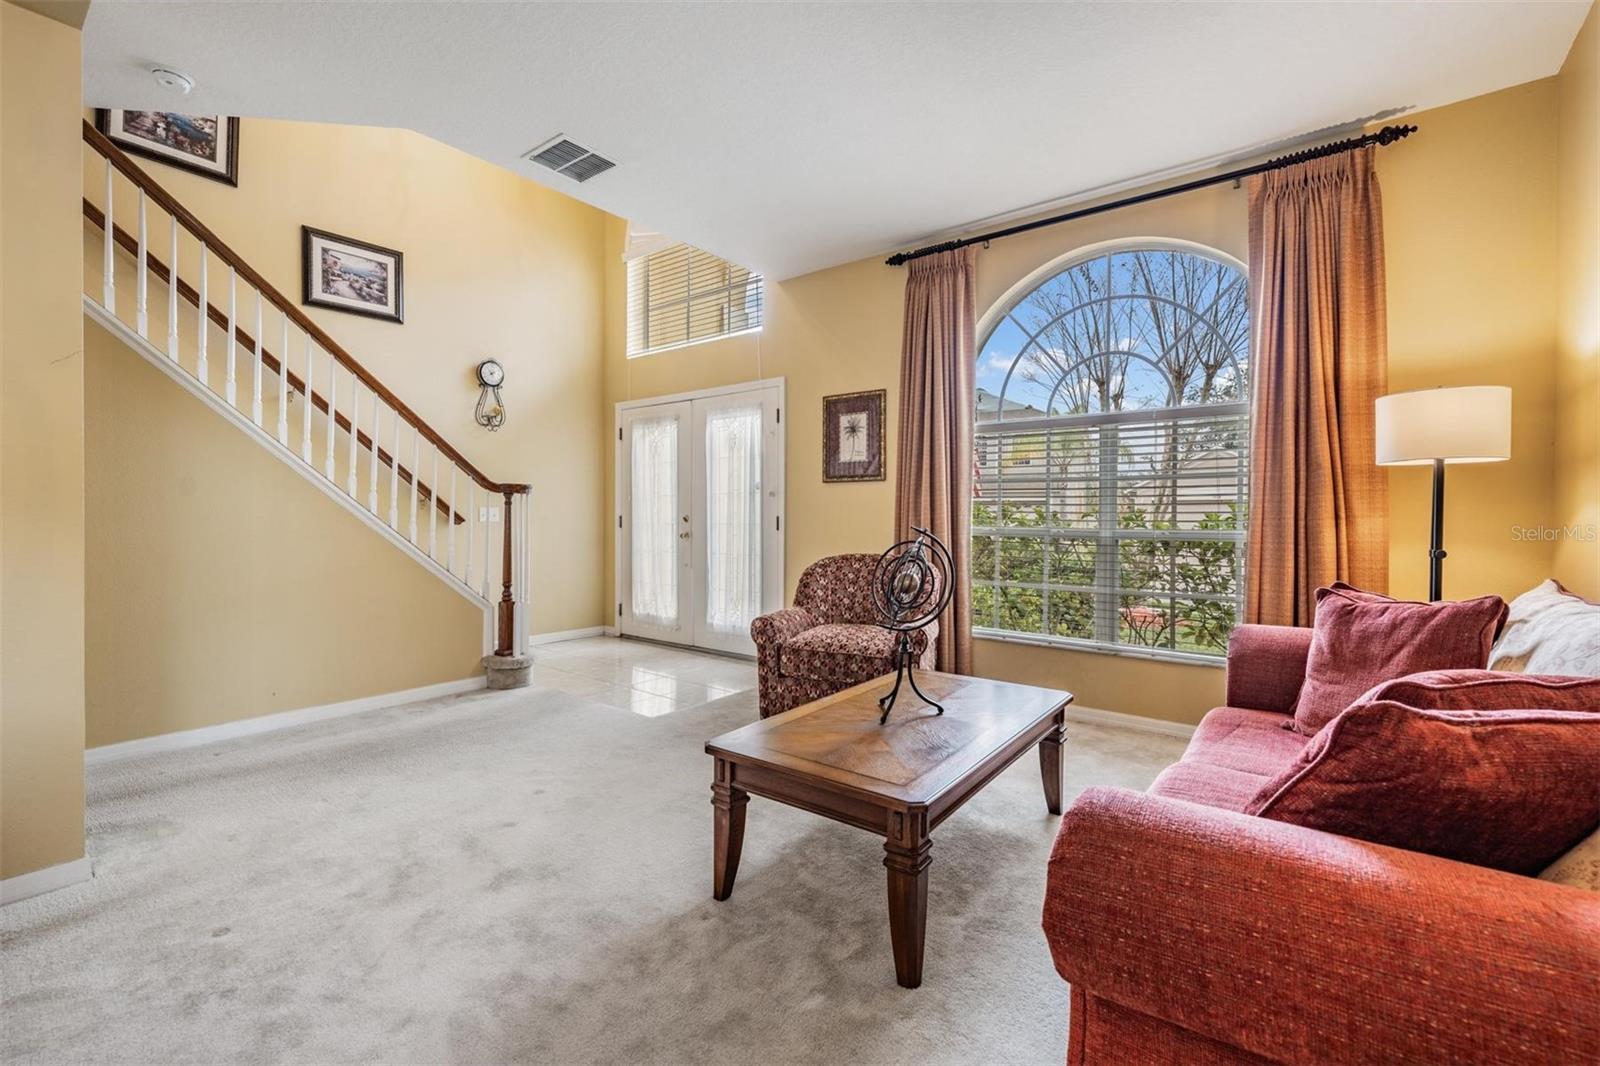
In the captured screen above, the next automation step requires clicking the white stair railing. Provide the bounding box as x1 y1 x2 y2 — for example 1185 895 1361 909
81 120 531 655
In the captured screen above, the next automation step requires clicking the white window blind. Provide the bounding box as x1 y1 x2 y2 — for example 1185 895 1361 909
627 242 763 357
972 245 1250 661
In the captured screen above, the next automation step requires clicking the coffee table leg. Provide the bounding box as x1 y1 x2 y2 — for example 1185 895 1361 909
1040 709 1065 815
711 759 748 901
884 811 931 988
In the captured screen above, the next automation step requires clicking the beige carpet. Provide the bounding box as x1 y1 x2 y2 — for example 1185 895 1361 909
1 670 1183 1065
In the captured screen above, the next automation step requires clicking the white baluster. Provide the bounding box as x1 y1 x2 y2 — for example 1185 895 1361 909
347 382 360 496
301 336 314 462
225 267 237 406
135 190 148 337
276 315 289 445
166 216 179 359
325 359 338 479
448 467 458 575
251 290 264 426
466 484 477 590
102 160 115 313
409 430 420 542
388 416 401 529
196 244 209 385
429 448 440 559
482 489 492 599
368 402 381 513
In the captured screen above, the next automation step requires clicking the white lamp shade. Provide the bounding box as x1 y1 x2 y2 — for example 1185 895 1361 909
1375 386 1512 466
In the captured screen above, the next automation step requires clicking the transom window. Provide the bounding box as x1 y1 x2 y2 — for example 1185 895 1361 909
626 242 764 357
972 243 1249 660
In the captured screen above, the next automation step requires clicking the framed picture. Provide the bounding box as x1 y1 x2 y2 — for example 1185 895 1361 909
823 389 886 482
95 109 239 186
301 226 405 324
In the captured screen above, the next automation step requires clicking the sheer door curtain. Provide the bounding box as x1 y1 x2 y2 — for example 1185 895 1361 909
631 415 680 626
704 405 763 635
896 246 978 673
1245 147 1389 627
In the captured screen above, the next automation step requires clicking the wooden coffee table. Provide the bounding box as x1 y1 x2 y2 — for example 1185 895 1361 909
705 671 1072 988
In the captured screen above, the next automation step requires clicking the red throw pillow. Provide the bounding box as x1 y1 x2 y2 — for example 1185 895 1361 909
1359 669 1600 712
1289 586 1507 734
1245 698 1600 874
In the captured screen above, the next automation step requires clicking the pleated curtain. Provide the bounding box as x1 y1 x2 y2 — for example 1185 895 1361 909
1245 147 1390 626
895 246 977 673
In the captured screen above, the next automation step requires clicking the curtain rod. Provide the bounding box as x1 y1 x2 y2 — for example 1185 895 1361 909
884 123 1418 267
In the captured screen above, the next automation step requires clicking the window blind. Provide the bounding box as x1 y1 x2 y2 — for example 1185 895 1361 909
972 402 1248 660
626 242 764 357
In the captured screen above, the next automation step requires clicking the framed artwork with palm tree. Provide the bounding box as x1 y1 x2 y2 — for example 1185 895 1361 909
822 389 886 481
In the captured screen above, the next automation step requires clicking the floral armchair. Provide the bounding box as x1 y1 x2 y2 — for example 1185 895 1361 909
750 554 938 718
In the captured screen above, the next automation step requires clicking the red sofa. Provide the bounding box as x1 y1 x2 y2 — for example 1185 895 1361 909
1041 624 1600 1065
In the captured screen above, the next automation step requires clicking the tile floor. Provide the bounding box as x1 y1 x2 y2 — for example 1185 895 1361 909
527 635 758 717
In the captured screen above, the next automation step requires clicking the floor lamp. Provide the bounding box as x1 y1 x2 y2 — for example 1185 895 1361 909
1375 386 1511 601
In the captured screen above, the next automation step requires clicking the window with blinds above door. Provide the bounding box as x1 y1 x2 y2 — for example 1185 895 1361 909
626 242 764 357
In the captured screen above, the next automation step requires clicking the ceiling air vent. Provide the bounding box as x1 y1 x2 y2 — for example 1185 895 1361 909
523 135 616 183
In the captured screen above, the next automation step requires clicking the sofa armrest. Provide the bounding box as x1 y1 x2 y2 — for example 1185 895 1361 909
1043 788 1600 1065
750 607 817 649
1225 623 1312 713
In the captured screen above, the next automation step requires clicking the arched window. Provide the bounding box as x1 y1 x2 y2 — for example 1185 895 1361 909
973 242 1249 659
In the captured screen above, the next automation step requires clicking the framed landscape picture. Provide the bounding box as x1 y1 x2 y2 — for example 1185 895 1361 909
823 389 886 482
301 227 405 324
95 109 239 186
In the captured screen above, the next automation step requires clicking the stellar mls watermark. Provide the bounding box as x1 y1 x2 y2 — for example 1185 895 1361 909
1510 523 1598 542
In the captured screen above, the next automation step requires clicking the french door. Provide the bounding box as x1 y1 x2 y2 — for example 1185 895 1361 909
618 382 784 655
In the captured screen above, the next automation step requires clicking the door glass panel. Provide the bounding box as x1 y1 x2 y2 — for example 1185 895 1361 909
703 404 762 634
630 414 680 626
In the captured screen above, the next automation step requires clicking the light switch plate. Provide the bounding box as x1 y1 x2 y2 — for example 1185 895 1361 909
479 506 501 522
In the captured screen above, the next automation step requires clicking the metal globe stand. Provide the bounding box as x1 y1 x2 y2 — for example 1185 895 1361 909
871 527 954 725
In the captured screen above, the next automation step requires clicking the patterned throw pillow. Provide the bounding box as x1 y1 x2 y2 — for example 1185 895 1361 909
1489 579 1600 676
1288 586 1507 735
1246 697 1600 875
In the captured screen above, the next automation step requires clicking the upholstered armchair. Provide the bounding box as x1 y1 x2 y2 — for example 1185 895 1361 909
750 554 938 718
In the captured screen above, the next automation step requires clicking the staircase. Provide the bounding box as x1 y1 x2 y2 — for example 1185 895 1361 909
80 120 530 660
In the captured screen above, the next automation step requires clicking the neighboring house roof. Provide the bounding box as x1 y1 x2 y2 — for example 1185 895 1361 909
975 388 1045 423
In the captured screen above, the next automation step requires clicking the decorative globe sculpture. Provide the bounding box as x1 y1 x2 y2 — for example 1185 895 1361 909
871 527 955 724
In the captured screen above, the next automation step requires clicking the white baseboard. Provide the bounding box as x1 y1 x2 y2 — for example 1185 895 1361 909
528 626 609 646
1065 704 1197 739
1 856 93 906
85 676 488 766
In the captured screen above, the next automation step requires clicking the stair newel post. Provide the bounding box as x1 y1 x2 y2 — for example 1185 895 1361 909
497 490 516 655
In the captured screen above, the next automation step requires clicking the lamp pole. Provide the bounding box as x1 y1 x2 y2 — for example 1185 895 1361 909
1428 458 1446 602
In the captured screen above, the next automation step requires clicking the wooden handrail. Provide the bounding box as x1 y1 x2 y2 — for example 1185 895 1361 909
83 200 466 526
82 119 527 497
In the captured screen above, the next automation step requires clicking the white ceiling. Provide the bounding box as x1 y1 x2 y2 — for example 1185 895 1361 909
83 1 1590 280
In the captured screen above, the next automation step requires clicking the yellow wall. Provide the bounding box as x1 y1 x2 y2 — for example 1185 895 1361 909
85 116 613 637
1382 79 1563 601
602 79 1575 726
1 1 86 880
1554 4 1600 600
82 320 486 747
